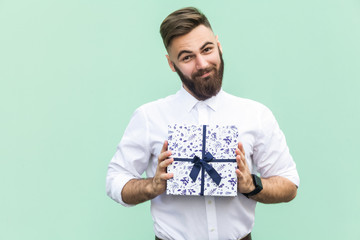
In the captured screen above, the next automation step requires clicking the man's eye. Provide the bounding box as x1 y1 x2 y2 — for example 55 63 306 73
182 56 191 61
203 47 212 53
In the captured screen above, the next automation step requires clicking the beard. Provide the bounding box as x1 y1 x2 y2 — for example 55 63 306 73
173 51 224 101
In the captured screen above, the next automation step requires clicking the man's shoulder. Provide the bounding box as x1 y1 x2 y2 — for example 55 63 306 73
135 92 178 113
222 91 269 112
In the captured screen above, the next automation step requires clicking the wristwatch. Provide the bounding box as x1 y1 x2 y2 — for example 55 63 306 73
243 174 263 198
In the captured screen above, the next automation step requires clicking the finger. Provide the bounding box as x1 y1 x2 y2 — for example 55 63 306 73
236 143 247 167
235 169 244 180
239 150 248 168
160 172 174 180
158 141 172 163
238 142 245 156
159 158 174 169
158 151 172 163
236 154 246 171
235 147 245 163
235 147 245 159
161 140 168 153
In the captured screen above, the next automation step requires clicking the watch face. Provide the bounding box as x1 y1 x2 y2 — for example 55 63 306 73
253 175 262 188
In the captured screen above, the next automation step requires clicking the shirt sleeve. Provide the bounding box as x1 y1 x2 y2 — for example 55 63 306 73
106 106 151 207
253 106 300 187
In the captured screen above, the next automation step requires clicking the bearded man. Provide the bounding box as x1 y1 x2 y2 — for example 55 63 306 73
106 7 299 240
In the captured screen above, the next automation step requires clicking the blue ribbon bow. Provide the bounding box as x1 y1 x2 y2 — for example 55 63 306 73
189 152 221 185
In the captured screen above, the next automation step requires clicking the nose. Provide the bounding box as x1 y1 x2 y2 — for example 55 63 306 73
195 55 208 70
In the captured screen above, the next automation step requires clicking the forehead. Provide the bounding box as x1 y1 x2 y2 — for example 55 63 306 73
168 25 216 57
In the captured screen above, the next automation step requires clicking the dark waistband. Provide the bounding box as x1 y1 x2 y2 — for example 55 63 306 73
155 232 252 240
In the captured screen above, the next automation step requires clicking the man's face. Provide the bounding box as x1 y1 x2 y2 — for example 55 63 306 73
166 25 224 100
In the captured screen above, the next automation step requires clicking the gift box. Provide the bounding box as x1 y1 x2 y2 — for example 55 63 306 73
166 124 238 196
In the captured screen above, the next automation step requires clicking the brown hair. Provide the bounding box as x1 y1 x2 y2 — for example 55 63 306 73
160 7 212 50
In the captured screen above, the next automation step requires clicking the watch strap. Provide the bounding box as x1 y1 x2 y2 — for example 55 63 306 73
243 174 263 198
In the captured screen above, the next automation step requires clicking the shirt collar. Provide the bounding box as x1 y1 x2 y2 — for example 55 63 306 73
177 86 223 113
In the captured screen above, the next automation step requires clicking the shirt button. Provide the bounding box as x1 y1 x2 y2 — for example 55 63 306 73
208 200 212 204
210 228 215 232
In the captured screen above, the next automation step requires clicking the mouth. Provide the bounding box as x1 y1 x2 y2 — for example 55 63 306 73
200 71 211 78
195 69 213 79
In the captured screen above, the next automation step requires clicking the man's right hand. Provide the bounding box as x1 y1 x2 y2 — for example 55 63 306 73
150 140 174 196
121 140 174 205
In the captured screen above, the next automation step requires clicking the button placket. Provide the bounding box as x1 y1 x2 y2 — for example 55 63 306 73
196 102 219 240
197 102 208 125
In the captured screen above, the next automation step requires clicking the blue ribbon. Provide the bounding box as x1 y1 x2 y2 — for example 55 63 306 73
173 125 236 195
189 152 221 185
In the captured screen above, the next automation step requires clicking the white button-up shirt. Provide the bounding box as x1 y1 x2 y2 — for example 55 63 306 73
106 87 299 240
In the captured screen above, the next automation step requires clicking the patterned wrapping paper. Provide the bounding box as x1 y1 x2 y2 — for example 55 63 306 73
166 124 239 196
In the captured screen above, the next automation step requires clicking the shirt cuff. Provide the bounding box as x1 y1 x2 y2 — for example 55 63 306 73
278 169 300 188
107 174 138 207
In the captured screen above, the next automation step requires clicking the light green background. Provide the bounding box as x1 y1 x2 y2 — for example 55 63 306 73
1 0 359 239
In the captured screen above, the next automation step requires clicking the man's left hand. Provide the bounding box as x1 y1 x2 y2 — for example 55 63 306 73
235 142 255 194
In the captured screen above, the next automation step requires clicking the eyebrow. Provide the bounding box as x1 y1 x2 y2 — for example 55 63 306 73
177 41 215 60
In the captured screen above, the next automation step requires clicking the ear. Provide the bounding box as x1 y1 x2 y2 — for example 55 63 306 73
215 35 223 54
166 55 176 72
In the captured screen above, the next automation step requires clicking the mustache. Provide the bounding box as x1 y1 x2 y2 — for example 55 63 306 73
192 66 215 78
